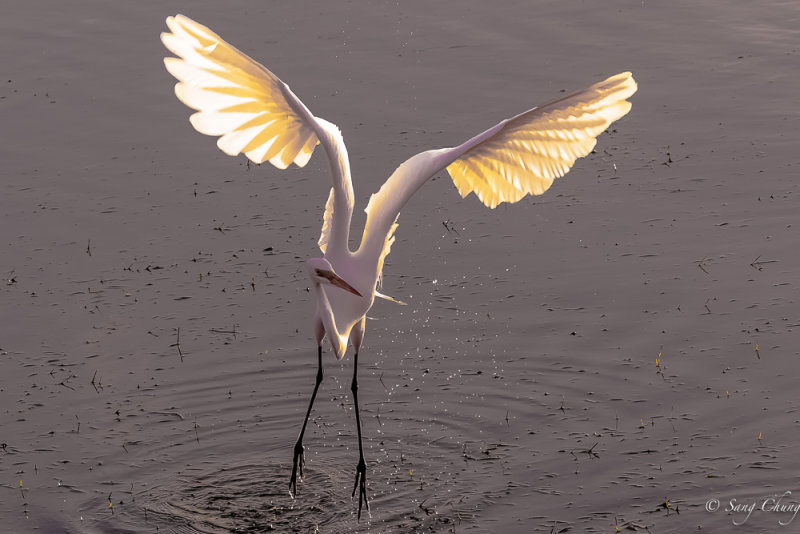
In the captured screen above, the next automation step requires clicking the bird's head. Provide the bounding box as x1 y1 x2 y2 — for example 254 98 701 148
306 258 362 297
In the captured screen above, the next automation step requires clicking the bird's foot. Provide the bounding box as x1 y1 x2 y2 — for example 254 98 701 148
289 441 305 498
352 456 369 519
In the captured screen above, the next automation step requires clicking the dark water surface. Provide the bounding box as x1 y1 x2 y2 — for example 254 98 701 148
2 1 799 532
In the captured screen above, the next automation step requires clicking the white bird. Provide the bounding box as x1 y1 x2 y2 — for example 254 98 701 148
161 14 636 519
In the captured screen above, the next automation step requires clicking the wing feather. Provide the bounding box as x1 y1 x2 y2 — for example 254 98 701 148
446 72 636 208
295 133 319 168
161 14 320 169
237 120 290 155
318 187 335 253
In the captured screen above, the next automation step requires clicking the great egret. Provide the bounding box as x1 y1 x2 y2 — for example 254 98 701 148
161 14 636 519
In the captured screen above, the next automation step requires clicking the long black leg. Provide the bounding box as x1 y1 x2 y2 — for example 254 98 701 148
351 351 369 519
289 345 323 498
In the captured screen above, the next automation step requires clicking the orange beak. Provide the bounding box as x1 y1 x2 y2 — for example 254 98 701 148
316 268 362 297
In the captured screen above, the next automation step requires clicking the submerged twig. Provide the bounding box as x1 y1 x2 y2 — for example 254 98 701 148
750 255 778 271
171 327 184 361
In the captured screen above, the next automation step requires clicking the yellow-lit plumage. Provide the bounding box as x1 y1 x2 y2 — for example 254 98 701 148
446 72 636 208
162 15 321 169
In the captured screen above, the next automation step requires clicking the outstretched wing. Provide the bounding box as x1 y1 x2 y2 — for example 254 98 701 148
445 71 637 208
161 14 354 252
161 14 318 168
359 72 637 270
